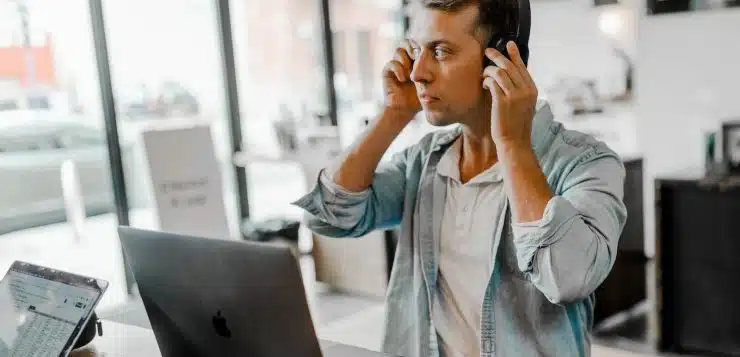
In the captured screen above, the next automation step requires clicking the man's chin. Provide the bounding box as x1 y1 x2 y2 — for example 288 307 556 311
423 110 454 127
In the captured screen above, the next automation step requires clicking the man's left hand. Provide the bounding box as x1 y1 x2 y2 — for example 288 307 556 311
482 41 538 148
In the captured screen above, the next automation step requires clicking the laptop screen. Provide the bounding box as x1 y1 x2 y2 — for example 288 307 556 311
0 261 108 357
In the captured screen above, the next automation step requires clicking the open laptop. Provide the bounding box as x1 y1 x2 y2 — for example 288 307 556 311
0 261 108 357
117 226 392 357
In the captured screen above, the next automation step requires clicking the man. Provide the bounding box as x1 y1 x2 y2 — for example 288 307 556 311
293 0 627 356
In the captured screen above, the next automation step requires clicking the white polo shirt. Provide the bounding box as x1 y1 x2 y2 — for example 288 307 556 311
432 137 508 357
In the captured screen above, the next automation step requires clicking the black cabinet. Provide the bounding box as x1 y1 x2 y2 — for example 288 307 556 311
594 158 647 325
656 171 740 356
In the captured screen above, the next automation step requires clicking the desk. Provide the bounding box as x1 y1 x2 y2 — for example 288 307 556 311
69 320 160 357
69 320 390 357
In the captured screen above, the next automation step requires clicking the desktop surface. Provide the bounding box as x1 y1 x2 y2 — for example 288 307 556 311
70 320 393 357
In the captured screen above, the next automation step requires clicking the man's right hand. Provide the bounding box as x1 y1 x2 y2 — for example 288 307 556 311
329 42 420 193
382 41 421 119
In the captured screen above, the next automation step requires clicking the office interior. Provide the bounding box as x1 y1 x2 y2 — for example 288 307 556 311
1 0 739 355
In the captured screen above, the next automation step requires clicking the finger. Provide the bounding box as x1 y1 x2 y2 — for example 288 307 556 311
384 60 408 82
482 76 494 92
506 41 527 70
394 47 413 72
484 47 525 87
403 39 416 61
505 41 536 89
483 66 516 95
493 81 505 103
486 77 505 104
482 77 504 102
396 39 416 64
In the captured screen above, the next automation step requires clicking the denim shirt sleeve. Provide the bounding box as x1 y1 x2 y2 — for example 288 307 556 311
511 152 627 305
291 149 409 238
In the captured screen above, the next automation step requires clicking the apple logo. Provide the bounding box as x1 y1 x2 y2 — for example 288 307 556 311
212 310 231 338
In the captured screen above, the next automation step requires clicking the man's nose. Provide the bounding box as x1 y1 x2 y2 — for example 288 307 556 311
410 51 432 84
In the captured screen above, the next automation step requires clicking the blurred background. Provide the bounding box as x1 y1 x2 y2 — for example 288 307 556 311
1 0 739 355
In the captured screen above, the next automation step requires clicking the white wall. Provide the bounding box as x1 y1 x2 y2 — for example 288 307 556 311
528 0 635 97
635 7 740 256
527 0 740 257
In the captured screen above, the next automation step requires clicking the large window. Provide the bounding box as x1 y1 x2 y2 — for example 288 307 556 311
230 0 404 252
0 0 407 310
331 0 404 143
0 0 127 310
230 0 329 252
102 0 240 238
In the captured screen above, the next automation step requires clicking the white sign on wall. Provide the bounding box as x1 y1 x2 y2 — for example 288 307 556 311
142 125 231 240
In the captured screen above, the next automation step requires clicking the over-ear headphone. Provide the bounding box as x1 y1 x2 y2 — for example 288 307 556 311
485 0 531 66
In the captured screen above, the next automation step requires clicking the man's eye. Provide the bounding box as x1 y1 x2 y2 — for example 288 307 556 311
434 48 447 58
412 47 421 57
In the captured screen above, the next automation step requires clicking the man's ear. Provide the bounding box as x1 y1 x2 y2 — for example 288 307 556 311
474 28 494 64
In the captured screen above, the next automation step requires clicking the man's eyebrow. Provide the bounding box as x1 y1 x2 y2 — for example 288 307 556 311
409 38 458 48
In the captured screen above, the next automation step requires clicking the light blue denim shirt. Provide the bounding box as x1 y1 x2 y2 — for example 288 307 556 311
293 101 627 357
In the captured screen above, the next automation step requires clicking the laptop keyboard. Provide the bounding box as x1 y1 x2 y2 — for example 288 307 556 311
10 309 76 357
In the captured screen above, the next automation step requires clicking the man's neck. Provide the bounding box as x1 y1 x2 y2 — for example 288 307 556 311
458 116 498 184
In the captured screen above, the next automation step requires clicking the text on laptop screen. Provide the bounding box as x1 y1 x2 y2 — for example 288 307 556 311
0 262 106 357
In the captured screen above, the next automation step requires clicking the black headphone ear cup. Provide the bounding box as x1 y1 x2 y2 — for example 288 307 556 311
485 37 506 66
496 37 514 60
518 44 529 66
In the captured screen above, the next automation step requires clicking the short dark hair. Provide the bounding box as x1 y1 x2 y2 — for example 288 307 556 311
417 0 519 44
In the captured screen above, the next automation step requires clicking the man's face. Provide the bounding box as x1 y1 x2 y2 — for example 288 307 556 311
408 4 488 126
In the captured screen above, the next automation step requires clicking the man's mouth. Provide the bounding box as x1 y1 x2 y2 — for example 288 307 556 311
419 93 439 104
